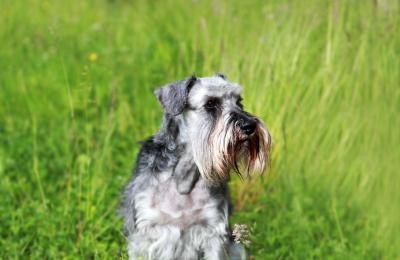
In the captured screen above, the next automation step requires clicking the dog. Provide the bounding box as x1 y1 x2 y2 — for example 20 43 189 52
120 74 271 259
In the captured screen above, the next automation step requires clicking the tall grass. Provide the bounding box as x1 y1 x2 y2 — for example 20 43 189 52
0 0 398 258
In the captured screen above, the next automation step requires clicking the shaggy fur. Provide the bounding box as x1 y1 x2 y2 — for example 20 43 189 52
120 75 271 259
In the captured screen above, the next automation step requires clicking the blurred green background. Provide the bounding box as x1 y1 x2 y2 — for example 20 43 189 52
0 0 399 258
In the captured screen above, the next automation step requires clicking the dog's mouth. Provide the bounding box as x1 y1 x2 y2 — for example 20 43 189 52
238 134 254 143
226 127 259 174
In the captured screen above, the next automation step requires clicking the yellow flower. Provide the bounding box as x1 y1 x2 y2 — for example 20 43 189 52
88 52 98 62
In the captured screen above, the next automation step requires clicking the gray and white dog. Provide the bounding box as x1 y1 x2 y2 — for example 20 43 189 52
120 74 271 260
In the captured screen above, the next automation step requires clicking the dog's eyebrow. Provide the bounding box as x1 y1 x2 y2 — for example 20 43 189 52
222 93 240 99
204 95 221 99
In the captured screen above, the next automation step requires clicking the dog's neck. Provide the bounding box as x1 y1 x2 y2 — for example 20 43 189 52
153 114 200 193
153 114 182 149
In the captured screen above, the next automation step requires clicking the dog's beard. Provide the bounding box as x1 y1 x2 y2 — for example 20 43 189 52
191 114 271 185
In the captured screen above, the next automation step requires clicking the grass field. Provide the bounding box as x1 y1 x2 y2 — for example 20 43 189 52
1 0 399 258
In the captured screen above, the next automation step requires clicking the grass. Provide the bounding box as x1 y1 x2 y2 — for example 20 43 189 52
0 0 399 258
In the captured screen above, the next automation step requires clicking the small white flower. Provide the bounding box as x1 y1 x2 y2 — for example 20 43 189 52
232 224 251 246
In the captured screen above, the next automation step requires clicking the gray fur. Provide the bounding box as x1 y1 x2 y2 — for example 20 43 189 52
173 150 200 194
120 75 271 260
155 76 197 116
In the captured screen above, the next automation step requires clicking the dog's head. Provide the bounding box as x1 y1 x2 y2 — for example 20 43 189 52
155 74 271 185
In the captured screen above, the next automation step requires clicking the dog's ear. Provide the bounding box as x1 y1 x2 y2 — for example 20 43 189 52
155 76 197 116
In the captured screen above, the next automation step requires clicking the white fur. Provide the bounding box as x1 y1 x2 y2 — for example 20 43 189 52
127 169 231 259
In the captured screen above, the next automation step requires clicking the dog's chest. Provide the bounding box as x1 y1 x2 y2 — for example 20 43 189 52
135 172 225 229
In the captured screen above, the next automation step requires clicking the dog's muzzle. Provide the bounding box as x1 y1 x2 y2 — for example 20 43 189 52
202 109 271 185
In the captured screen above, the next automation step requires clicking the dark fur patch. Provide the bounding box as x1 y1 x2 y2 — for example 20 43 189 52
215 73 227 79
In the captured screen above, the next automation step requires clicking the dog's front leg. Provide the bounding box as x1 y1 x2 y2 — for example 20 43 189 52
203 238 229 260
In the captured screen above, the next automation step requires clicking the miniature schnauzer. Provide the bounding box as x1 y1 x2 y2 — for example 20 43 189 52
120 74 271 259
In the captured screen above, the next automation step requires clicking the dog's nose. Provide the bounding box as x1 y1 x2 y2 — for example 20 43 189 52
240 119 257 135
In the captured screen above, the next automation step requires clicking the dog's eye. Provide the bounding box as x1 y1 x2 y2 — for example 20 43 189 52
236 97 243 109
204 98 221 110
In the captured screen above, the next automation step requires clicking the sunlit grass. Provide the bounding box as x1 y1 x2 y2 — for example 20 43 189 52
0 0 399 258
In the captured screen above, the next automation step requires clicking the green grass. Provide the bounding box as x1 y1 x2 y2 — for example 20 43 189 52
0 0 399 258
